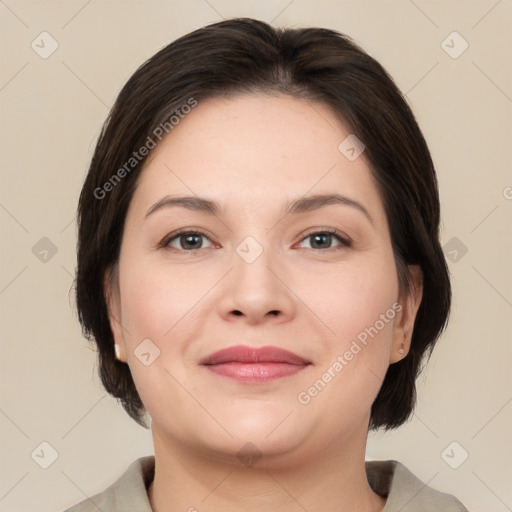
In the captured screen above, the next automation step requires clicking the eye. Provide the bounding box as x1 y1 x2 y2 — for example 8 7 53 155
298 230 351 250
164 230 214 251
161 229 351 252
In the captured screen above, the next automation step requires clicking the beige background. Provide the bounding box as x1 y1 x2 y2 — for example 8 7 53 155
1 1 511 511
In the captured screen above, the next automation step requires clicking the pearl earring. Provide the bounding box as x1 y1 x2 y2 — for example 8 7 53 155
114 344 121 360
398 344 405 355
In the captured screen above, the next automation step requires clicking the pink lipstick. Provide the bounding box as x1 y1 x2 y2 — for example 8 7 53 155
200 345 310 382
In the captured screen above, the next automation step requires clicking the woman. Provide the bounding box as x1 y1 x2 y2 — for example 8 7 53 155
66 17 468 511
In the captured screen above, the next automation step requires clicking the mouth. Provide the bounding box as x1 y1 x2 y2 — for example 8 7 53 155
199 345 311 382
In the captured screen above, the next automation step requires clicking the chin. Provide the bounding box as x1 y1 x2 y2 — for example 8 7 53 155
197 433 309 470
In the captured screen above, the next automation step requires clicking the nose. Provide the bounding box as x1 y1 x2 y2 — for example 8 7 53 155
217 239 297 326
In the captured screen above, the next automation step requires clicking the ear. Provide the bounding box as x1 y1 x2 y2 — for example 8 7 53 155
104 266 127 363
390 265 423 364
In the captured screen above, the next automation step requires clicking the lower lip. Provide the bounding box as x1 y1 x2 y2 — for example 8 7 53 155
204 362 309 382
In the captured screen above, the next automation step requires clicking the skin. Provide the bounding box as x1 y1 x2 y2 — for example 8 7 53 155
106 93 423 512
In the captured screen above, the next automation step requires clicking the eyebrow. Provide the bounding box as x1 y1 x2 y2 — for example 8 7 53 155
144 193 373 224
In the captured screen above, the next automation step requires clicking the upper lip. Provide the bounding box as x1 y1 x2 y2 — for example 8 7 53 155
199 345 310 365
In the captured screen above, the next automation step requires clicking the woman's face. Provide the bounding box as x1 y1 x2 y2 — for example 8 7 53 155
107 93 420 465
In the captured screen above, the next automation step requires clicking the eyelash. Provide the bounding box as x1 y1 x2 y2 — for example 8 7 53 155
161 228 352 253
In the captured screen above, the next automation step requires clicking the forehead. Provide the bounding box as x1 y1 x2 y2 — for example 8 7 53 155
129 93 385 223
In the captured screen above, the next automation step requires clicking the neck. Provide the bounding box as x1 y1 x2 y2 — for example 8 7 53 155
147 426 386 512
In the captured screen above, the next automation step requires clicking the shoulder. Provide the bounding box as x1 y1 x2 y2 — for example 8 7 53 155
366 459 469 511
61 455 155 512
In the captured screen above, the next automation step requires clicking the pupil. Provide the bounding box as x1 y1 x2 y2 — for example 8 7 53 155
312 234 330 248
182 234 201 249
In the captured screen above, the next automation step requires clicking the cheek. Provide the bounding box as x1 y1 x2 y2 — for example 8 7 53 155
119 256 211 344
305 251 399 343
297 250 399 405
116 260 204 422
116 257 217 404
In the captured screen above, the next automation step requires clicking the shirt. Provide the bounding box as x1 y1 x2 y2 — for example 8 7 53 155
62 455 469 511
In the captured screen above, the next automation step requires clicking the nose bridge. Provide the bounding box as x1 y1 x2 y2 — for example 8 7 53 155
218 232 295 323
234 233 280 299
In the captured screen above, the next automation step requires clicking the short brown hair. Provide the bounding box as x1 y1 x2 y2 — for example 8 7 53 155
75 17 451 430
